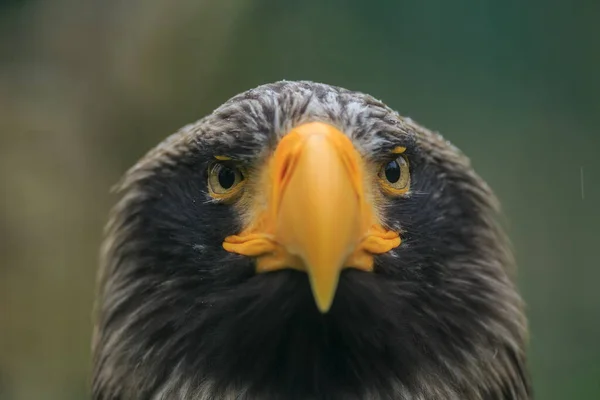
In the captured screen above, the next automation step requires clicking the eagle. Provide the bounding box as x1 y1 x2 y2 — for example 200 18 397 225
92 81 530 399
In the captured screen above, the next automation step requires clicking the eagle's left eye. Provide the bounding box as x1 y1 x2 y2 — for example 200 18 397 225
378 155 410 195
208 162 245 197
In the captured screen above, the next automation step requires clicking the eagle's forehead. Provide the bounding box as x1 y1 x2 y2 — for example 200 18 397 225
120 80 463 191
192 80 414 157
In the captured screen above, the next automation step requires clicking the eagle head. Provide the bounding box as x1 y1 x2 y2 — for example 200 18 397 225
93 81 530 399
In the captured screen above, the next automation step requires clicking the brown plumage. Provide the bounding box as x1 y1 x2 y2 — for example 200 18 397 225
93 81 530 399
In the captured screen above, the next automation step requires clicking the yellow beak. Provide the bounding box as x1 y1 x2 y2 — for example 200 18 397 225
223 122 400 312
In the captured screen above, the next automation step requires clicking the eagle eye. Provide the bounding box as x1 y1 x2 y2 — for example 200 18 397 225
378 155 410 195
208 162 245 198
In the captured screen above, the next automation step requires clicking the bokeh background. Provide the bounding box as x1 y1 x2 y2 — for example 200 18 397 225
1 0 598 399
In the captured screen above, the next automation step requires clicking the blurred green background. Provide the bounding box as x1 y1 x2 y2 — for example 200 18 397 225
0 0 598 399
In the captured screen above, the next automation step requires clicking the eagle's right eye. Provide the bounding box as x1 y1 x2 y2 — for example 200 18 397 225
208 162 245 198
378 154 410 196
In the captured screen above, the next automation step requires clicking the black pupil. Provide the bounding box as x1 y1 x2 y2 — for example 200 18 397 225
384 160 401 183
218 166 237 189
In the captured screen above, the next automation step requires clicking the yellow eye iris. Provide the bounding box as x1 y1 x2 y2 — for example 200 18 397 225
378 154 410 195
208 162 245 199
